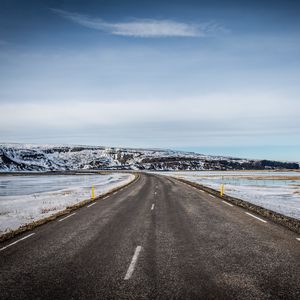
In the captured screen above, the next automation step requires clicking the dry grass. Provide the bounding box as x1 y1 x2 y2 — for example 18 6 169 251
238 176 300 180
40 207 58 214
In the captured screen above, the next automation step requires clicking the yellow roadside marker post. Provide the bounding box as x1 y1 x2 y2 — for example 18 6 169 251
220 184 224 197
91 185 95 200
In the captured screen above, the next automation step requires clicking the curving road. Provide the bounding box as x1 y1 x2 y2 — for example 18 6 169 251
0 173 299 299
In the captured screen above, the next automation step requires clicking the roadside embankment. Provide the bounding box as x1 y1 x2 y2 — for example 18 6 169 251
174 177 300 234
0 173 139 242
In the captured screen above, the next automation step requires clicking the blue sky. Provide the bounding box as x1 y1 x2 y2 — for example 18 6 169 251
0 0 299 160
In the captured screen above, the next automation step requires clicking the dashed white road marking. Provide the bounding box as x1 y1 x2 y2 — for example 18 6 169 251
222 201 233 207
0 233 35 252
245 212 267 223
200 190 205 193
103 195 109 199
124 246 142 280
58 213 76 222
151 204 155 210
209 194 216 198
296 238 300 241
87 202 96 208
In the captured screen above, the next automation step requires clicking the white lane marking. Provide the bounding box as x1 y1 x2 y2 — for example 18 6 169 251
200 190 205 193
151 204 155 210
87 202 96 208
0 233 35 252
113 192 117 195
296 238 300 241
58 213 76 222
209 194 216 198
124 246 142 280
245 212 267 223
222 201 233 207
103 196 109 199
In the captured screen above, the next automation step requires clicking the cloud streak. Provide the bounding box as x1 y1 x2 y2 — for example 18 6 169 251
51 8 225 38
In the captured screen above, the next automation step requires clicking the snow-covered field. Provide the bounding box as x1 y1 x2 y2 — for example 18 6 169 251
0 173 134 234
158 171 300 220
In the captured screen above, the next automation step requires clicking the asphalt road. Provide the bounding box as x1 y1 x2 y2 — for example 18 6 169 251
0 173 299 299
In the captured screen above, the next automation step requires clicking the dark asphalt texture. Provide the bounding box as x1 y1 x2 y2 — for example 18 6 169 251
0 173 299 299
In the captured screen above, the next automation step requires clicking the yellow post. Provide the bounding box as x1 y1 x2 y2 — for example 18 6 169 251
91 185 95 200
220 184 224 197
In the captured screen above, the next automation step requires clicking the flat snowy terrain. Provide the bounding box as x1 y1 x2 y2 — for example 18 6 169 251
159 171 300 220
0 173 134 234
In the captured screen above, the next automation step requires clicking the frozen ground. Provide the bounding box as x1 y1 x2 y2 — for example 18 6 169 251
0 173 134 234
157 171 300 220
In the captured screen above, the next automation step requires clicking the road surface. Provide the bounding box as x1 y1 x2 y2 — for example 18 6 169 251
0 173 299 299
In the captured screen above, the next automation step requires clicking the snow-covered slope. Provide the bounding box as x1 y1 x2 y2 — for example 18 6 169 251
0 143 298 172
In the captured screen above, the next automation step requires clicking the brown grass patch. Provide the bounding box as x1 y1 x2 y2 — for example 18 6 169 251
40 207 59 214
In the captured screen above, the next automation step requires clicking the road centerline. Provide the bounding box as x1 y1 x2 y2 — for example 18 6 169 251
124 246 142 280
0 233 35 252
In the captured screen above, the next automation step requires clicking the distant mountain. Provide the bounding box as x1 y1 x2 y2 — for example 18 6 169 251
0 144 298 172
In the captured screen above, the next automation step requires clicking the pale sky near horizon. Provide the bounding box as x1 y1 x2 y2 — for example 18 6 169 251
0 0 299 161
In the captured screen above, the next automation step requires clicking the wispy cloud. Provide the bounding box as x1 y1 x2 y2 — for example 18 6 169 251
51 8 226 38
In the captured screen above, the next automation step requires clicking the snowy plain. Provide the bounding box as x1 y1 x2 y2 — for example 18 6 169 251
0 173 134 234
158 171 300 220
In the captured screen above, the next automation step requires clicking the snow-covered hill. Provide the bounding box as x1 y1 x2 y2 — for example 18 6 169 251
0 143 299 172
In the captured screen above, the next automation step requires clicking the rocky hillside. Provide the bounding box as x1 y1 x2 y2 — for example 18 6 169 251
0 144 298 172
